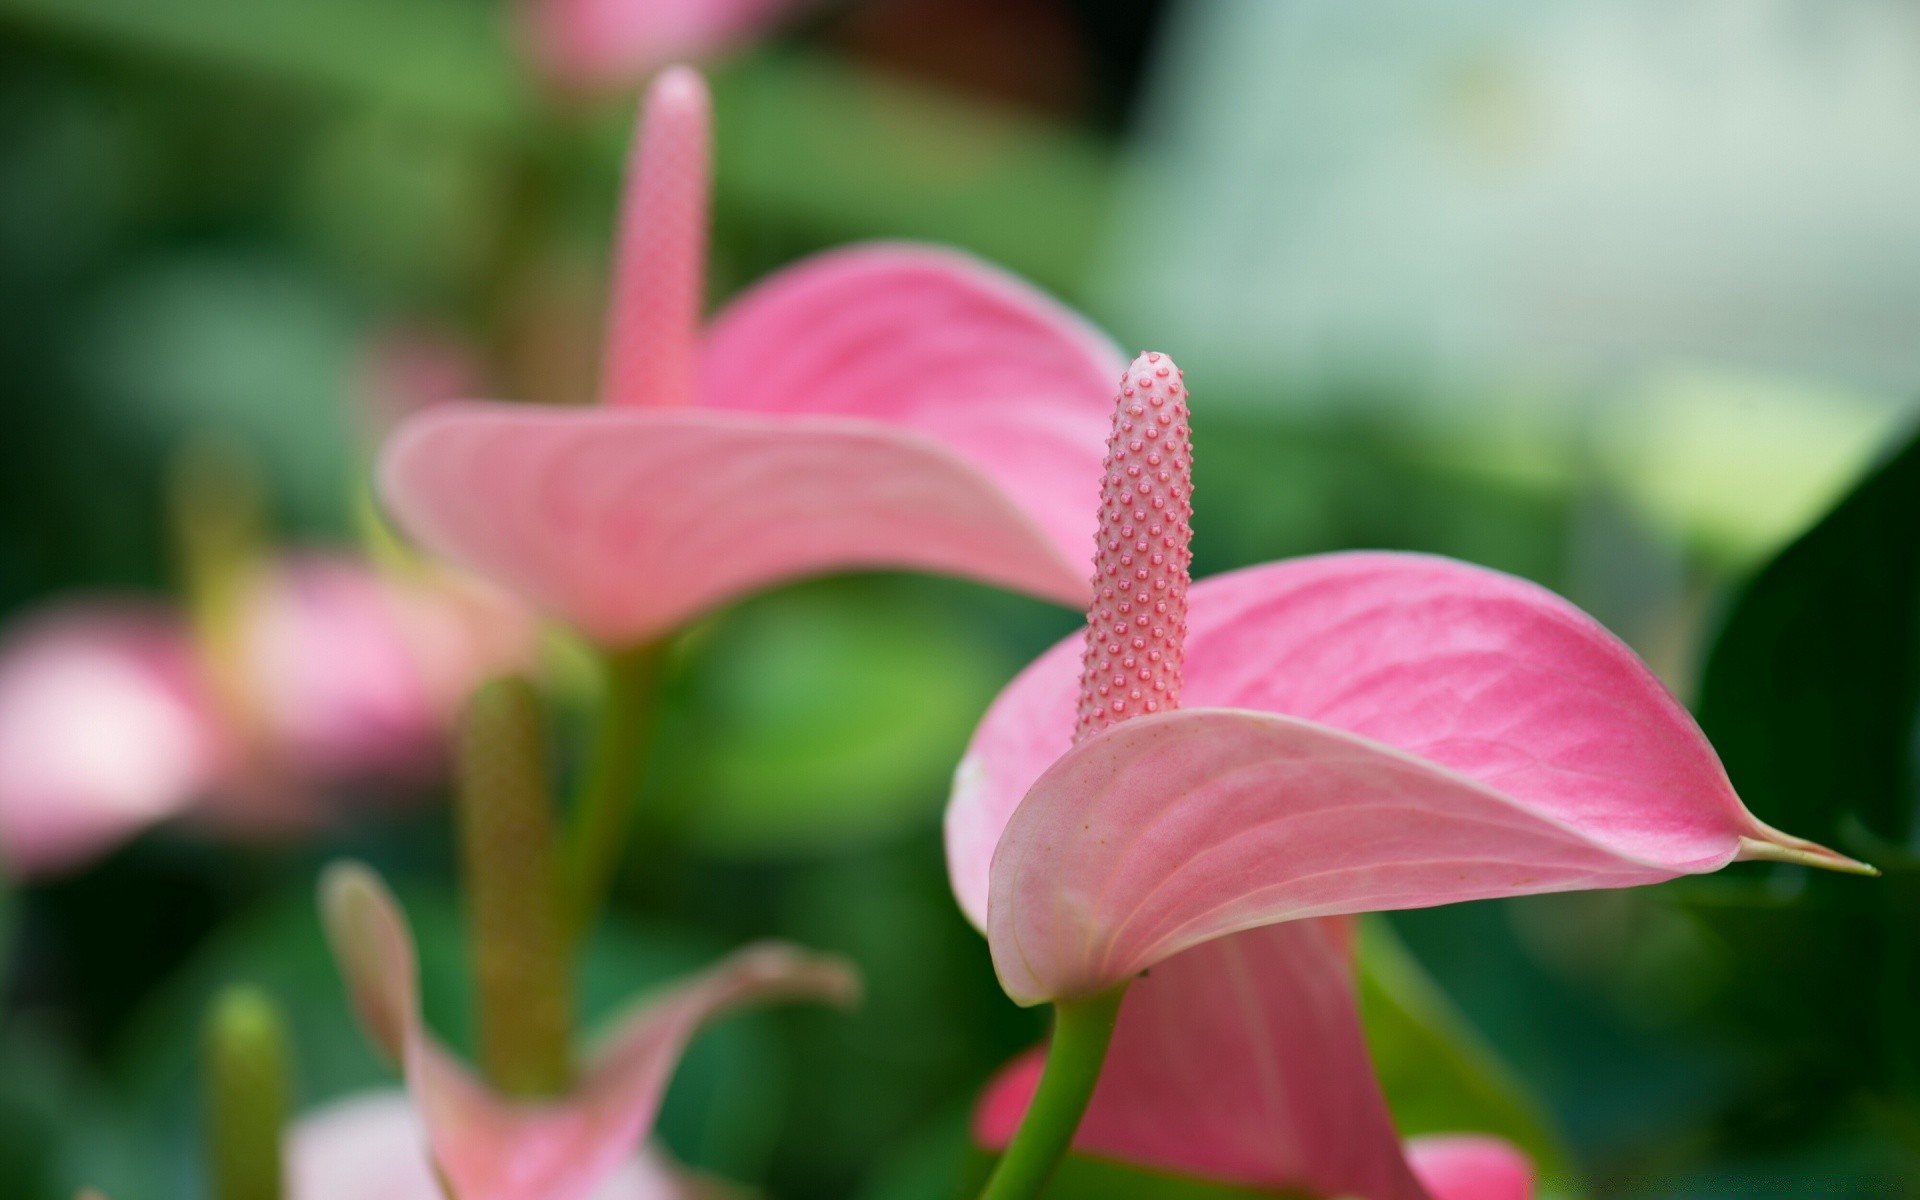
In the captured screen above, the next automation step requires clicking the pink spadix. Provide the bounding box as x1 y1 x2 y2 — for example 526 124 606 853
947 349 1867 1200
1075 352 1193 741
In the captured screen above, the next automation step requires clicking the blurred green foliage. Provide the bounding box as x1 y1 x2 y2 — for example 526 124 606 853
0 0 1915 1197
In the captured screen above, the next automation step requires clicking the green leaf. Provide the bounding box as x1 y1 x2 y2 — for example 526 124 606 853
659 582 1023 857
0 0 529 127
1684 420 1920 1110
1696 422 1920 855
1357 919 1579 1197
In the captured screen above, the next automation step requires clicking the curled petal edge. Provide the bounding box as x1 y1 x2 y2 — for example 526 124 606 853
319 862 858 1200
984 709 1864 1005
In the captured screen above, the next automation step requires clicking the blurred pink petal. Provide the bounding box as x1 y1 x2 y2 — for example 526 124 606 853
241 556 533 787
1406 1136 1536 1200
947 552 1862 1002
379 70 1121 646
0 607 219 876
321 863 857 1200
356 328 488 445
978 921 1440 1200
525 0 804 92
289 1091 707 1200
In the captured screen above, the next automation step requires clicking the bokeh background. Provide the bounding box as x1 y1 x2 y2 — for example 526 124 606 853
2 0 1918 1197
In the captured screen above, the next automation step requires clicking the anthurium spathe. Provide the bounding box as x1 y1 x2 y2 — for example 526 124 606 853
945 351 1868 1198
972 920 1535 1200
320 862 858 1200
378 66 1123 649
0 556 529 877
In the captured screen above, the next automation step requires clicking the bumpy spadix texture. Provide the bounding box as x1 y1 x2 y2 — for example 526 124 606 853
380 68 1123 646
946 377 1863 1004
320 863 858 1200
1075 352 1192 742
973 920 1535 1200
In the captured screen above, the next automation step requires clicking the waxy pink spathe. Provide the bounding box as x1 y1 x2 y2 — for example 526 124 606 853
316 864 857 1200
379 67 1124 647
947 350 1864 1198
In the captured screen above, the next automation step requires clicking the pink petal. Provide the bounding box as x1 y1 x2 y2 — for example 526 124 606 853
978 921 1433 1200
289 1091 705 1200
240 557 447 784
228 555 533 800
602 69 710 412
948 552 1858 1000
523 0 801 92
380 407 1096 644
0 606 218 876
320 864 856 1200
1406 1137 1535 1200
701 243 1124 588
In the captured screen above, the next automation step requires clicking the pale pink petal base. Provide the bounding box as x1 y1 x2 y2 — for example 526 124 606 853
0 606 218 876
979 922 1453 1200
380 244 1122 646
1406 1137 1536 1200
321 864 857 1200
948 552 1861 1001
289 1091 706 1200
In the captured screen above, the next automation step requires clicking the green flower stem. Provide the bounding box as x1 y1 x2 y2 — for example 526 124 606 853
562 642 664 940
457 677 573 1096
203 986 290 1200
979 985 1129 1200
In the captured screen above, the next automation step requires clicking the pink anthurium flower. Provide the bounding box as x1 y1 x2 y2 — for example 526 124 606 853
523 0 810 93
973 920 1536 1200
320 862 859 1200
379 66 1123 649
0 556 530 877
946 351 1868 1198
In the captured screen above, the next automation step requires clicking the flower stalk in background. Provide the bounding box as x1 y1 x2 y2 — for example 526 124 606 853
949 352 1873 1200
203 986 292 1200
380 63 1126 931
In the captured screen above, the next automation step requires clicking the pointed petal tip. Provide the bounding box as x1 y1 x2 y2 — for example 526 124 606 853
317 859 415 1061
1736 832 1878 876
734 940 865 1010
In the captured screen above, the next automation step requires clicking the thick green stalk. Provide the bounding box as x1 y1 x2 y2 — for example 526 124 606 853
562 643 663 939
978 986 1129 1200
203 986 290 1200
457 676 572 1096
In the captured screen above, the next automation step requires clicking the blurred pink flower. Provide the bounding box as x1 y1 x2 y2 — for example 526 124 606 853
380 66 1123 647
523 0 807 93
320 864 856 1200
945 351 1862 1193
973 921 1535 1200
0 556 531 877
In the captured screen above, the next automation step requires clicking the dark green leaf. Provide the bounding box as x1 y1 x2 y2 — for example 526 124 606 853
1696 422 1920 853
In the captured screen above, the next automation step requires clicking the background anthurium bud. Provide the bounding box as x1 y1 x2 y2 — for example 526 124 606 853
202 985 291 1200
456 675 572 1097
